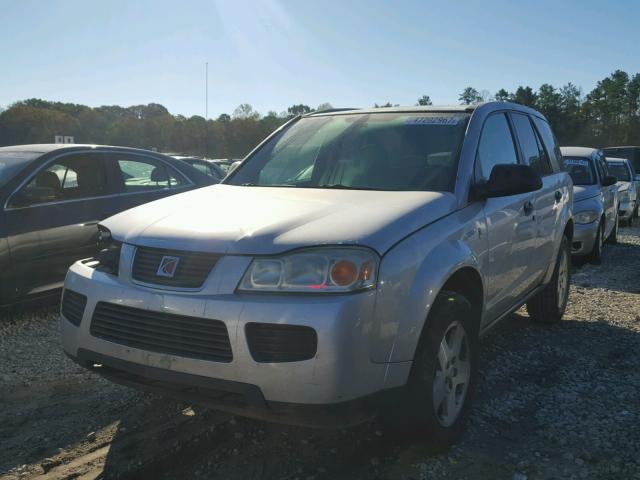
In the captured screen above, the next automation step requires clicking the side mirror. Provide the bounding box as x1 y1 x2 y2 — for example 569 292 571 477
634 174 640 182
11 186 56 207
475 164 543 198
601 175 617 187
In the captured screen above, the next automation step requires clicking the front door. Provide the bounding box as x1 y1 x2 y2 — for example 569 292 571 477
5 152 117 297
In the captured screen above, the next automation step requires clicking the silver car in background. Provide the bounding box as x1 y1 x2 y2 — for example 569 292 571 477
606 157 638 225
561 147 619 264
61 102 573 448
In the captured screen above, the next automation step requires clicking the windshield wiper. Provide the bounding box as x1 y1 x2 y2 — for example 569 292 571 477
313 183 388 191
240 182 297 187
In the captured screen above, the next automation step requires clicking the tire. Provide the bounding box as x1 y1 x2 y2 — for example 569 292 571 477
587 222 604 265
527 235 570 324
606 214 618 245
384 291 478 450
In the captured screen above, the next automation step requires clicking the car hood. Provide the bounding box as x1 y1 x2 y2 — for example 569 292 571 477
102 184 457 255
573 184 601 202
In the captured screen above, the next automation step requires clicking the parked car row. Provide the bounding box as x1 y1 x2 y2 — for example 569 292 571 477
560 146 638 264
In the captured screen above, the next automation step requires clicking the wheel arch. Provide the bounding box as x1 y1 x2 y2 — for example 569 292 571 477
564 219 574 243
408 265 484 364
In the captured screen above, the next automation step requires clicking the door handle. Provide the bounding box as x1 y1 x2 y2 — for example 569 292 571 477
554 191 562 203
523 200 534 216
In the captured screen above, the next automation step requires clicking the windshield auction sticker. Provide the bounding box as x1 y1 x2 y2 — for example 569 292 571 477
406 117 460 125
564 158 590 166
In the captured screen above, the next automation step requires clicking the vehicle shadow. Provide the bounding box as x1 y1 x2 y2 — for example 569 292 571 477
570 235 640 294
96 314 640 480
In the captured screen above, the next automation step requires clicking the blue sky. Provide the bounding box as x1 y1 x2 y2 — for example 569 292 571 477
1 0 638 117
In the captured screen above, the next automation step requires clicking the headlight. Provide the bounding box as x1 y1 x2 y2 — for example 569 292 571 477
238 247 378 293
95 225 121 275
619 190 630 202
574 210 599 224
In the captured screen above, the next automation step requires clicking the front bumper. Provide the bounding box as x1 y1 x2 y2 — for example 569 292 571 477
66 348 401 427
571 221 599 256
60 259 411 423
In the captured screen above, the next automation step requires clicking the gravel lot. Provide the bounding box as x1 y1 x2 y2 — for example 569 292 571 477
1 226 639 480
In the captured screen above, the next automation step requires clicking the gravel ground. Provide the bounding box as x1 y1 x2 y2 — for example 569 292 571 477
1 226 639 480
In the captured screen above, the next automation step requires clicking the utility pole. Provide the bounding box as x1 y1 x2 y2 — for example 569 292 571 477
205 62 208 120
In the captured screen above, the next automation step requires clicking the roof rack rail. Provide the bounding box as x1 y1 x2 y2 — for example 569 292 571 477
309 107 359 115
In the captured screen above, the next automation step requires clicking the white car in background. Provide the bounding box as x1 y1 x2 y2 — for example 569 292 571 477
606 157 638 225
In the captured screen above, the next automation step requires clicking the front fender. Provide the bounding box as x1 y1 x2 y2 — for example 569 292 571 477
370 208 486 363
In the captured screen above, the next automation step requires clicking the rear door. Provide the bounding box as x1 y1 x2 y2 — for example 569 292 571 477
510 113 562 275
4 151 117 297
105 153 194 212
476 112 539 320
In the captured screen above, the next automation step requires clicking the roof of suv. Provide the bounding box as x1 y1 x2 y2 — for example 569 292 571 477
560 146 600 158
305 101 543 118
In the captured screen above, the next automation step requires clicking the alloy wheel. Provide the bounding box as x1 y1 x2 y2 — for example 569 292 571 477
433 321 470 427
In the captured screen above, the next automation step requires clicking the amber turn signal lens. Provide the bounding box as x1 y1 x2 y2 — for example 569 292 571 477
330 260 358 286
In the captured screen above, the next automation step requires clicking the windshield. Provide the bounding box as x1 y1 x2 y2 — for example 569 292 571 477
0 151 39 189
227 112 470 192
563 157 596 185
606 162 630 181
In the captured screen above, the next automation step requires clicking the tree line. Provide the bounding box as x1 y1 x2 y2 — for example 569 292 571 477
0 70 638 158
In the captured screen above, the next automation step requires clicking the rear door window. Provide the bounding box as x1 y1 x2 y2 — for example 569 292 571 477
511 113 552 176
111 156 188 192
532 117 563 171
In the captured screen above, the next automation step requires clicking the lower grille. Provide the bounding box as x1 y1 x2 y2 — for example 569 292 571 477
90 302 233 362
132 246 220 289
61 289 87 326
245 323 317 363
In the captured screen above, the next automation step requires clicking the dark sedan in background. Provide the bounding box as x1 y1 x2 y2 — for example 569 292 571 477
0 144 214 306
171 156 228 182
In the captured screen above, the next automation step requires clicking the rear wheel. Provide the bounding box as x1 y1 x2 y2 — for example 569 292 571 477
386 292 478 449
527 235 570 324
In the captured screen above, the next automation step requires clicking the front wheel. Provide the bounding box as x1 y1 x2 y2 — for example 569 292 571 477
386 292 478 449
527 235 570 323
587 222 604 265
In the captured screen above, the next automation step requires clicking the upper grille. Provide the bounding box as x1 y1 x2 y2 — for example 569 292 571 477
90 302 233 362
61 289 87 326
245 323 318 363
131 246 220 288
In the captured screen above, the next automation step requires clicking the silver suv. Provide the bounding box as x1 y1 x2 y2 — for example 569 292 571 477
61 102 573 447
